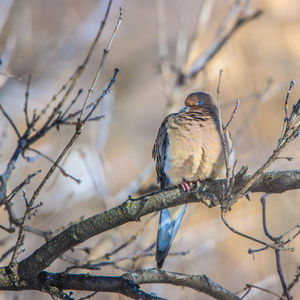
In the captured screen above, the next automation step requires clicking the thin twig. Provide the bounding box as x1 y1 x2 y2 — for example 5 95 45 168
234 81 300 199
216 69 230 191
30 0 113 133
260 194 293 300
83 69 119 123
22 69 119 246
224 99 240 130
221 211 277 250
0 245 15 263
24 74 31 127
261 194 281 241
9 192 28 266
0 224 15 233
187 8 262 78
102 213 157 260
0 104 21 138
238 283 284 299
286 265 300 296
27 148 81 184
279 80 295 146
4 170 41 204
79 6 123 121
275 249 292 300
57 88 83 123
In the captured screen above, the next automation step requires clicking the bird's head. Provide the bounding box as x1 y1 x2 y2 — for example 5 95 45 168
184 92 214 107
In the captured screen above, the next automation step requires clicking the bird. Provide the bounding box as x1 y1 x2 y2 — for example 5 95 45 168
152 92 234 269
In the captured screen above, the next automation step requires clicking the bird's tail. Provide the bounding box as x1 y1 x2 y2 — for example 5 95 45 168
156 204 187 269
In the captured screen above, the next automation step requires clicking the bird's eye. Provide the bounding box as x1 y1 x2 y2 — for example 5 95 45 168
197 100 203 105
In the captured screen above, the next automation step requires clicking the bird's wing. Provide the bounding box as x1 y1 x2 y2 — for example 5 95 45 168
153 113 187 268
152 113 176 189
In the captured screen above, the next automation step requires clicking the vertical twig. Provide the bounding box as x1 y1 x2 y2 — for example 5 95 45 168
278 80 295 147
216 69 230 189
24 74 32 127
260 194 293 300
275 249 291 300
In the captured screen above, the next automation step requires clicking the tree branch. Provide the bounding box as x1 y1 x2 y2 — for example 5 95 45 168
0 268 240 300
17 169 300 280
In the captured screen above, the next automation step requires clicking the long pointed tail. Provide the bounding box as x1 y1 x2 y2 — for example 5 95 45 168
156 204 187 268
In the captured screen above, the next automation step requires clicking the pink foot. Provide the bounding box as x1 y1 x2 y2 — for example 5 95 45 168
180 181 193 193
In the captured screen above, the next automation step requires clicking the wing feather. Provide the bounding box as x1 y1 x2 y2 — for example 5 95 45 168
152 113 176 189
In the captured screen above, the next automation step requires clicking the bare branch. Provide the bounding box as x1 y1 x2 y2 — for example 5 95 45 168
16 169 300 280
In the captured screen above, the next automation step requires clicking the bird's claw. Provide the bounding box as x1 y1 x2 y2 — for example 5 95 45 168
180 181 194 192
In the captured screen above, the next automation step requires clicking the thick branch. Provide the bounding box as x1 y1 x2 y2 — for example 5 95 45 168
124 269 240 300
0 268 239 300
18 170 300 280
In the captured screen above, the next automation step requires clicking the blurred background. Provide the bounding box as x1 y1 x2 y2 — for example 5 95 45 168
0 0 300 299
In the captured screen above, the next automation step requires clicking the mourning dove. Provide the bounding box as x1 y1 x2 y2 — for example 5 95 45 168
152 92 234 268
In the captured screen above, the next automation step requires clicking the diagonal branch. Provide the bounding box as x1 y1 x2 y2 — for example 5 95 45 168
17 169 300 280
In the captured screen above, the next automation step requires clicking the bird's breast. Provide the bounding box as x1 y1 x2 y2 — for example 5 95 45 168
164 116 224 184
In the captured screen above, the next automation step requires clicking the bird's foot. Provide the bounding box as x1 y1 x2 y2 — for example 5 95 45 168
180 181 194 193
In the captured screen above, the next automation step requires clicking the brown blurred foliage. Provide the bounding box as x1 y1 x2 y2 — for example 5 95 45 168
0 0 300 299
